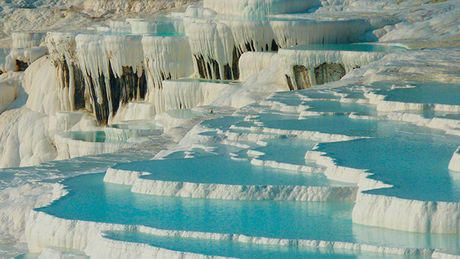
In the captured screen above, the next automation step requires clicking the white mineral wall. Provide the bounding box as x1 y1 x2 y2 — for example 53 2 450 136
142 35 193 91
103 34 144 79
238 52 282 81
111 102 156 122
203 0 319 17
279 49 385 89
86 236 220 259
184 19 236 80
162 80 236 111
23 56 61 115
279 49 384 73
0 76 19 113
0 183 66 243
25 211 434 257
104 168 357 201
0 109 56 168
45 32 80 112
4 32 47 72
352 192 460 234
271 19 370 48
54 134 129 160
224 19 276 53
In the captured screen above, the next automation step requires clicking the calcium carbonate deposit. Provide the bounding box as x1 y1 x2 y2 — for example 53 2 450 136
0 0 460 258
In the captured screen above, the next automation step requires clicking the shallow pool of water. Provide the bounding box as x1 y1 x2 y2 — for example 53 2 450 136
63 131 107 143
253 137 315 165
38 174 354 241
37 173 460 253
375 83 460 106
317 125 460 201
104 231 409 259
305 100 375 115
112 155 331 186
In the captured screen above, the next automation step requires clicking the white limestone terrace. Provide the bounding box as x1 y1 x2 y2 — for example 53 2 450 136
104 155 357 202
0 0 459 258
1 0 408 127
25 211 440 259
182 6 378 81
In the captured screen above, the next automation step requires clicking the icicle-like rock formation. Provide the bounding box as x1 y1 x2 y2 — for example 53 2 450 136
44 30 196 124
142 35 193 113
46 32 86 113
185 19 238 80
182 4 373 81
73 34 147 125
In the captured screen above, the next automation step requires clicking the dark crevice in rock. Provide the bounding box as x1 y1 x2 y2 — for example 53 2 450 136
73 65 86 110
194 54 207 79
285 75 294 91
211 59 221 80
271 40 279 52
15 60 28 71
86 73 110 126
108 63 148 118
232 47 240 80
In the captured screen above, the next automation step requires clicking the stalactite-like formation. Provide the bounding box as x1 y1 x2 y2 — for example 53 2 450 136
37 1 383 123
46 32 86 112
46 33 151 125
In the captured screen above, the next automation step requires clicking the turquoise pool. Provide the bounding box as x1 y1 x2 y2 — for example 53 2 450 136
112 155 333 186
36 173 460 253
374 83 460 106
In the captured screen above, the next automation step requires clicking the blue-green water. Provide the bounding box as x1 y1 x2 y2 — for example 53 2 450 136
21 80 460 257
112 155 332 186
64 131 107 142
305 100 376 115
262 115 378 137
252 137 316 165
38 173 354 241
103 231 408 259
317 130 460 201
37 173 460 253
202 115 245 130
375 83 460 106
